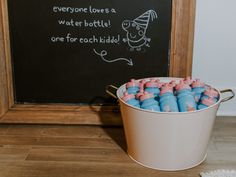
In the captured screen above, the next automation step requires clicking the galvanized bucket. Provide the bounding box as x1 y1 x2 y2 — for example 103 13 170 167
106 77 234 171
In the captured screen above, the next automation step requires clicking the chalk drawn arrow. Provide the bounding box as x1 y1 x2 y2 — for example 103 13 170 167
93 49 133 66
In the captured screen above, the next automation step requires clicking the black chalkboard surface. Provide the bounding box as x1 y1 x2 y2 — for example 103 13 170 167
8 0 172 104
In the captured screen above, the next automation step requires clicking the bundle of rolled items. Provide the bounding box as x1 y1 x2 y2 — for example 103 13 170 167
121 77 219 112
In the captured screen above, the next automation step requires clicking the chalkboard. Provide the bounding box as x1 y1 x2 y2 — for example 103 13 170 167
8 0 172 104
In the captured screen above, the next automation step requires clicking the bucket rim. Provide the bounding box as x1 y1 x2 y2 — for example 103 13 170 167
117 77 221 115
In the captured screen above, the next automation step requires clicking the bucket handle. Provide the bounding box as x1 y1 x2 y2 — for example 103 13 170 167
106 86 235 102
106 85 118 99
220 89 235 102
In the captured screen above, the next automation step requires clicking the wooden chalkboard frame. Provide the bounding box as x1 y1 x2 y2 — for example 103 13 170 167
0 0 196 125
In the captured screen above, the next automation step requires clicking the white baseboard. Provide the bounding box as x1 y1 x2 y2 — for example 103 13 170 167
217 88 236 116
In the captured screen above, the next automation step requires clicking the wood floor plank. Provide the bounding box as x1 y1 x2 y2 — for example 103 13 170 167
212 117 236 137
0 161 206 177
1 109 122 125
5 125 124 139
206 150 236 165
0 136 120 149
26 147 130 163
0 117 235 177
0 160 235 177
0 124 9 135
0 146 29 161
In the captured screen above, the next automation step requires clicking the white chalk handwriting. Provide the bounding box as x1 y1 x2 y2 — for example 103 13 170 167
93 49 133 66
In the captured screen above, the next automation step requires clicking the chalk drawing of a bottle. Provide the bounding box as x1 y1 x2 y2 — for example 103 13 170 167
122 10 157 52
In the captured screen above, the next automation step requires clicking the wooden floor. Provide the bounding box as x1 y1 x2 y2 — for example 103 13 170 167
0 117 235 177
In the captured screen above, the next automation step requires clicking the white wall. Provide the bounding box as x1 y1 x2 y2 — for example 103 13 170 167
192 0 236 116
